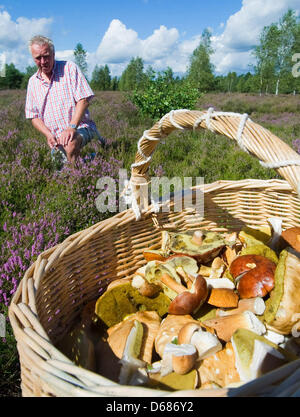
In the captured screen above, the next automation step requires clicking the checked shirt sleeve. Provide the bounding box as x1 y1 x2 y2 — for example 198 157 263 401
25 78 40 119
68 61 94 103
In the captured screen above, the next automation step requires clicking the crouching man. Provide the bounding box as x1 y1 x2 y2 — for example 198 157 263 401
25 35 104 167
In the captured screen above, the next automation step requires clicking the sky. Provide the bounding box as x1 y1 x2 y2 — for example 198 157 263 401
0 0 299 78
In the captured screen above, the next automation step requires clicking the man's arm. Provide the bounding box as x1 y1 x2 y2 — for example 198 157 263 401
57 98 90 147
31 118 57 148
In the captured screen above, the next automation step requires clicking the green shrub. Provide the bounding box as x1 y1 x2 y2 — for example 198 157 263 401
130 75 199 120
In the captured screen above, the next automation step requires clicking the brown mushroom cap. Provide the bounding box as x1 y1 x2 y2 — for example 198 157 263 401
281 227 300 252
229 255 276 299
168 275 208 315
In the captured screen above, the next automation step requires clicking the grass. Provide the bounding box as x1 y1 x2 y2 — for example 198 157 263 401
0 89 299 397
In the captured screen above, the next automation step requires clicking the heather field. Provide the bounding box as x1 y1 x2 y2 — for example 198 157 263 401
1 90 300 396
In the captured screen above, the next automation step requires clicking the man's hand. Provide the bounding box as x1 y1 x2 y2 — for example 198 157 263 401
57 127 77 147
46 133 57 149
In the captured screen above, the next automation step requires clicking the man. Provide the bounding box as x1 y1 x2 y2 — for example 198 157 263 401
25 35 104 166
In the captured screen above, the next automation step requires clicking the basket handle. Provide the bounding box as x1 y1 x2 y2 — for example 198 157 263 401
127 108 300 219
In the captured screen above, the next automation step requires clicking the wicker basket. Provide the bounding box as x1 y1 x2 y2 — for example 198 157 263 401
9 109 300 397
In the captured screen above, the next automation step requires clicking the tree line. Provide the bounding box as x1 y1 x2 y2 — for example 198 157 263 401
0 9 299 95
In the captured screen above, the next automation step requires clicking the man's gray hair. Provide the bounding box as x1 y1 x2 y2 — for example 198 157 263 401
29 35 55 53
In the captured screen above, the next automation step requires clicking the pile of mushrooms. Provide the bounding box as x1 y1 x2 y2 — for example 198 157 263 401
91 223 300 391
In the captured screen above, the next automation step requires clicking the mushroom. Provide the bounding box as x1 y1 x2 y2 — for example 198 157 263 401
208 257 226 279
197 342 241 388
143 249 168 262
205 278 235 290
264 249 300 335
229 254 276 299
191 230 204 246
267 217 283 252
178 322 222 360
118 320 147 385
144 256 198 300
107 311 161 364
160 273 208 315
161 230 227 263
131 274 162 298
207 288 239 308
216 297 266 317
154 314 197 358
281 227 300 253
231 328 296 383
161 343 197 375
203 311 266 342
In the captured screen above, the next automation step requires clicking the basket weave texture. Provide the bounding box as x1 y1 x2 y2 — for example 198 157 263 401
9 109 300 397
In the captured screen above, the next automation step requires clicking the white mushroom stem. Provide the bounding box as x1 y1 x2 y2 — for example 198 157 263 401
162 343 197 375
176 266 195 288
206 278 235 290
178 322 222 360
209 257 226 278
118 321 146 385
267 217 283 251
264 330 285 345
191 230 203 246
249 340 286 381
216 297 266 317
160 273 187 294
190 330 222 360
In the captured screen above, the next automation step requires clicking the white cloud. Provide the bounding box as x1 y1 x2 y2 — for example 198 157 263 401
1 0 299 78
211 0 300 74
93 19 180 75
0 9 53 71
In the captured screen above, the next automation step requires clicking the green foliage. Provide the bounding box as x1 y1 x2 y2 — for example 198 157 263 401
118 57 146 91
130 69 199 119
74 43 88 78
0 63 24 89
91 64 113 90
20 65 37 89
187 28 216 93
252 9 300 95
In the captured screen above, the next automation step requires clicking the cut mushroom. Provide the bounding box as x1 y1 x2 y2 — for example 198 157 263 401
118 320 146 385
267 217 283 252
281 226 300 253
161 343 197 375
205 278 235 290
160 230 227 263
231 328 295 383
178 322 222 360
209 257 226 279
131 274 162 298
207 288 239 308
203 311 266 342
216 297 266 317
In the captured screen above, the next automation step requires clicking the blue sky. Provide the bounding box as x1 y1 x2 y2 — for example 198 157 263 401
0 0 299 77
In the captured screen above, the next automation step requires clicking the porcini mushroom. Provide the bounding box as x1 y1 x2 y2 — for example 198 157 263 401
229 254 276 299
161 343 197 375
203 311 266 342
118 320 147 385
178 322 222 360
216 297 266 317
281 227 300 253
161 230 227 263
207 288 239 308
164 274 209 315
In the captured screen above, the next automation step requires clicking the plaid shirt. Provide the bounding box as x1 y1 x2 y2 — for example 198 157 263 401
25 60 96 138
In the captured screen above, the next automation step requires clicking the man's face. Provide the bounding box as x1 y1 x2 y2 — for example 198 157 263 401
31 43 55 76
